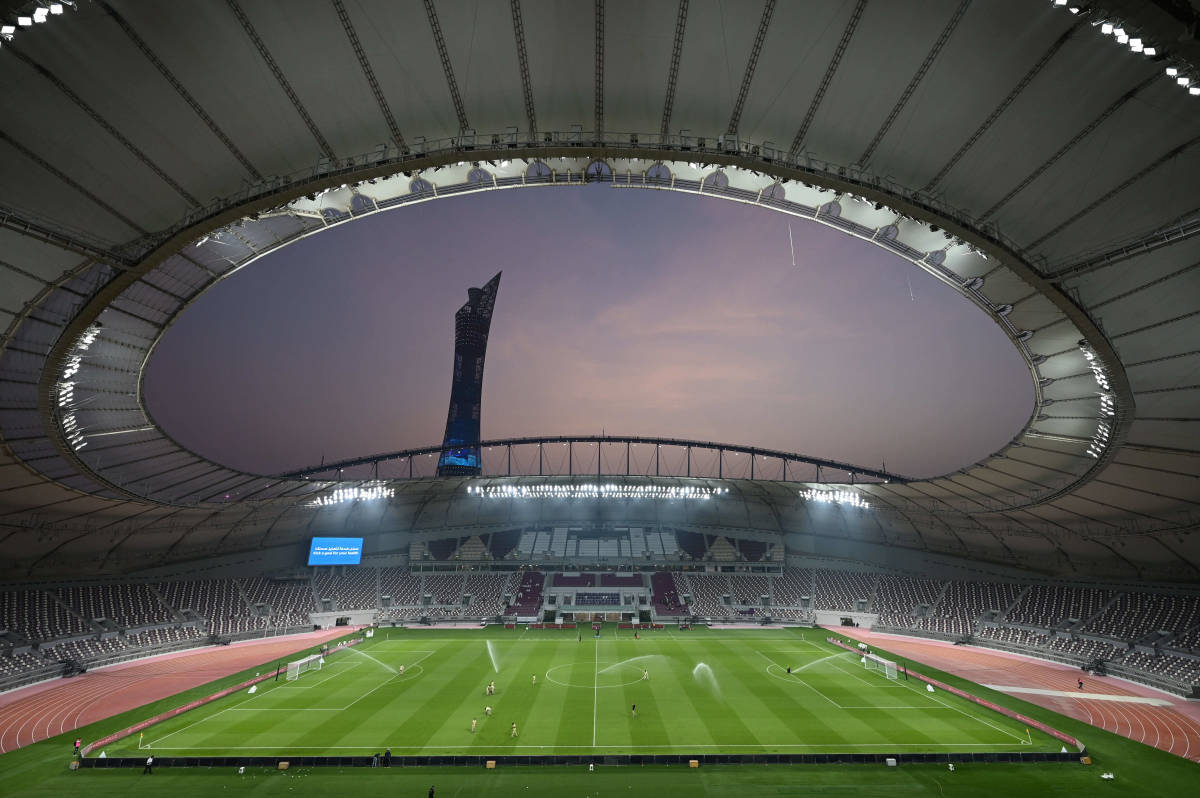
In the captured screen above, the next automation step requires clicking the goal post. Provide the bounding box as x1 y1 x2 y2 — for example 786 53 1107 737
285 653 324 681
862 652 898 680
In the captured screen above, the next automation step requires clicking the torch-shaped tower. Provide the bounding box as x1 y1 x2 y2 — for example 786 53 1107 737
437 272 502 476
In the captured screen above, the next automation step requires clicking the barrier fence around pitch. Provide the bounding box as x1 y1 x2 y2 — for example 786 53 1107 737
80 633 365 757
77 751 1083 769
825 637 1085 753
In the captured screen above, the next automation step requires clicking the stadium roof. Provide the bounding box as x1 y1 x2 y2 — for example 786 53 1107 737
1 0 1198 582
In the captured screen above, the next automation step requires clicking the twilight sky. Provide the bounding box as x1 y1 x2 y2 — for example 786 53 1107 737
144 186 1032 479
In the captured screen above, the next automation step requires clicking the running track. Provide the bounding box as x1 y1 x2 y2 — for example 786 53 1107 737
0 628 351 754
834 627 1200 762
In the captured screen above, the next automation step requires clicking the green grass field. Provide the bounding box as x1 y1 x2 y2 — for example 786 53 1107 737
4 624 1199 797
112 626 1058 756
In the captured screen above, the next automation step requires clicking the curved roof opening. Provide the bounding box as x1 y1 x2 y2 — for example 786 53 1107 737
143 185 1032 479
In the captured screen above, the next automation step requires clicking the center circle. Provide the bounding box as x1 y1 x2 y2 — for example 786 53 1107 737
545 661 645 689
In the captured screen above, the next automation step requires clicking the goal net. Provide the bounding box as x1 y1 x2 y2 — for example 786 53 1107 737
862 652 898 680
285 653 323 681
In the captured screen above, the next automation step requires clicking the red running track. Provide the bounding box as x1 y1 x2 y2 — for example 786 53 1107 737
0 628 352 754
833 627 1200 762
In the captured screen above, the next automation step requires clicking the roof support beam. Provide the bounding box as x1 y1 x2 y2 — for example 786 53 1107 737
423 0 469 134
979 73 1158 221
0 131 149 237
1028 132 1200 249
1050 217 1200 282
858 0 971 167
1083 257 1200 309
332 0 409 155
6 46 200 207
788 0 866 160
659 0 689 139
595 0 606 140
922 22 1078 192
101 1 264 182
225 0 336 161
510 0 537 139
726 0 775 136
0 205 133 269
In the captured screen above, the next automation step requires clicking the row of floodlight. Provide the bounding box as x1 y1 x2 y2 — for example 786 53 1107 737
1051 0 1200 97
309 483 395 506
1079 342 1116 459
466 483 728 500
799 488 870 510
55 323 101 453
0 3 73 48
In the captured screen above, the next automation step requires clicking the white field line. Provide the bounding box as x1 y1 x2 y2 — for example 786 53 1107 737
149 649 438 747
344 646 398 674
754 650 841 708
592 635 599 746
894 671 1026 743
141 741 1036 751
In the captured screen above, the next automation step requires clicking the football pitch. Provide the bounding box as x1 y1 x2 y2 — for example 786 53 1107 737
117 626 1060 757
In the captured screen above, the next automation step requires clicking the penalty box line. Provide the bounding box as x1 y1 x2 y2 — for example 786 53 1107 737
147 650 438 747
759 651 948 711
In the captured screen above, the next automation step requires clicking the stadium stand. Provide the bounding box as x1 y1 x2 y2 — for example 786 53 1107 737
553 573 596 587
771 568 812 608
313 568 378 610
464 572 512 617
55 584 175 629
240 578 314 629
0 588 91 641
575 592 620 605
1004 585 1113 629
156 578 259 636
650 572 687 617
682 573 730 617
730 574 769 605
600 573 643 587
812 569 874 611
1083 591 1200 643
507 571 545 617
425 573 466 605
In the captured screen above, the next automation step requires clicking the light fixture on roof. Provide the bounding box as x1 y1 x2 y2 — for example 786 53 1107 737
17 16 32 26
1129 38 1142 52
1101 23 1113 34
33 7 48 22
1116 32 1129 44
1191 87 1200 96
1166 67 1179 77
50 3 64 14
1179 76 1191 87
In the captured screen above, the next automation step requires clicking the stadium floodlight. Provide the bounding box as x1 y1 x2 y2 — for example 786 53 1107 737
1101 23 1113 34
50 3 64 14
1191 87 1200 96
1179 77 1191 87
1116 33 1129 44
33 8 48 23
1 24 15 35
1129 39 1142 52
1052 0 1067 6
1166 67 1179 77
17 16 32 26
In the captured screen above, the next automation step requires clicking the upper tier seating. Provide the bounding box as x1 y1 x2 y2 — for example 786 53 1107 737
1084 591 1200 642
156 579 258 636
1005 585 1112 628
0 589 90 641
313 568 377 610
812 569 874 611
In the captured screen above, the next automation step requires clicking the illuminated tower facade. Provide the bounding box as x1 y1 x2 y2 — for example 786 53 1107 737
437 271 502 476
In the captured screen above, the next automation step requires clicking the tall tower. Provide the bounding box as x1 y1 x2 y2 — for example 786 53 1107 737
437 272 502 476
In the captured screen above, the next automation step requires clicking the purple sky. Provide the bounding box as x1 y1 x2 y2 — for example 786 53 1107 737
144 186 1032 479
